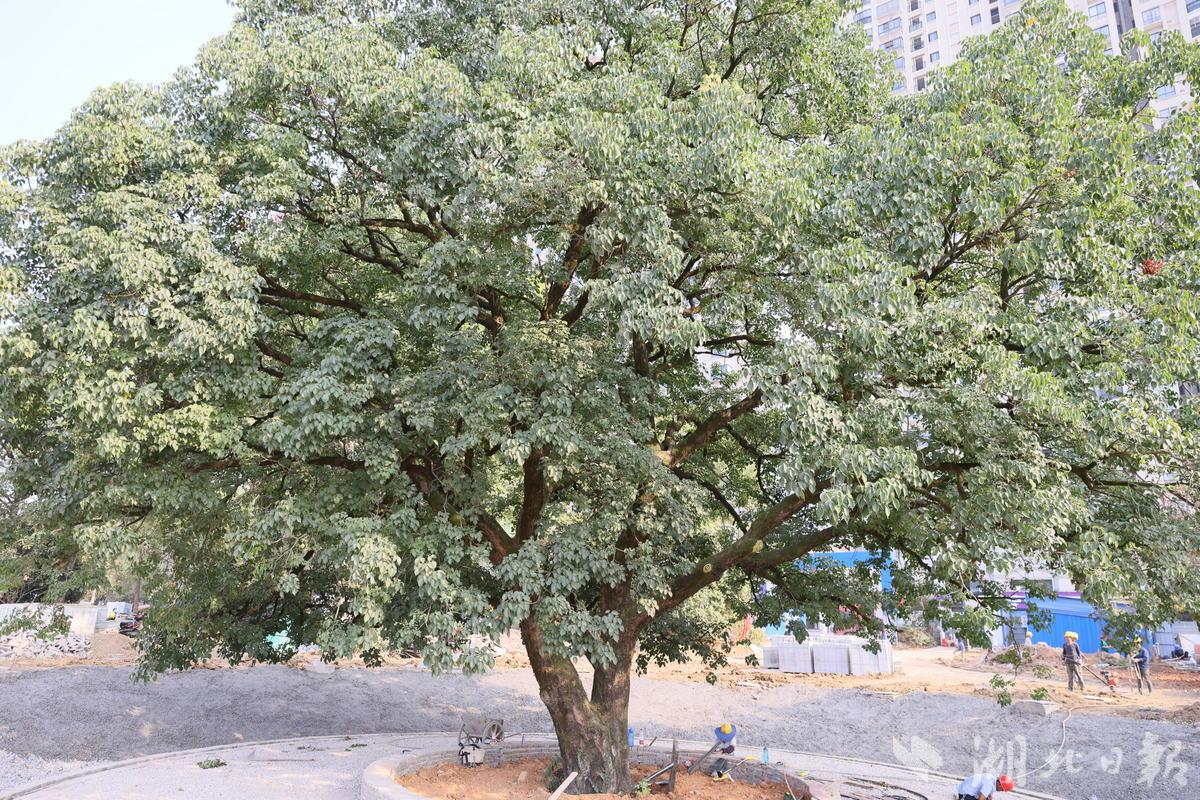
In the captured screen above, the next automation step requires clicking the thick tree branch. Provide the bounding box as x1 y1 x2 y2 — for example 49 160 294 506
543 204 603 321
258 295 325 318
516 447 547 543
741 524 841 571
256 340 293 366
701 334 775 348
258 271 363 313
645 484 828 622
665 388 762 467
673 467 746 532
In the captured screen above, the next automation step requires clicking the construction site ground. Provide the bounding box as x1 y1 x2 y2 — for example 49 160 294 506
1 635 1196 799
398 757 789 800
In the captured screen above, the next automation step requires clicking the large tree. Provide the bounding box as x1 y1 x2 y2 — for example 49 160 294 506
3 0 1200 791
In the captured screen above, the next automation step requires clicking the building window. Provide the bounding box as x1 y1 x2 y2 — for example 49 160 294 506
1088 2 1106 16
1004 0 1020 6
1188 0 1200 13
930 51 940 62
879 17 903 33
909 0 920 10
1094 24 1110 39
1191 17 1200 37
894 56 905 70
1151 30 1164 42
855 9 872 23
990 7 1001 23
1158 84 1177 98
1143 6 1161 24
914 55 925 70
926 11 936 21
910 17 922 30
916 76 926 90
928 30 939 41
969 0 979 5
882 37 903 51
877 0 901 15
912 35 924 49
971 13 982 24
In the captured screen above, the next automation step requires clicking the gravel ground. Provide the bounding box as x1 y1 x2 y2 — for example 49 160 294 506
0 751 100 792
1 664 1196 799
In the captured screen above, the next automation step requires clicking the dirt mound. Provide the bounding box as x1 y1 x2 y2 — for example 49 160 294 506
1111 701 1200 725
1148 665 1200 690
396 757 796 800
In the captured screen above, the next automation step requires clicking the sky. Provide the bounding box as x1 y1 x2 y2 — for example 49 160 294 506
0 0 237 145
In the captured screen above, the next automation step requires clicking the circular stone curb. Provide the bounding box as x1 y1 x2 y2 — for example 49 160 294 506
362 735 1067 800
365 737 838 800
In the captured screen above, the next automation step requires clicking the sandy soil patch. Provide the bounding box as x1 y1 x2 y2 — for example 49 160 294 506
396 757 793 800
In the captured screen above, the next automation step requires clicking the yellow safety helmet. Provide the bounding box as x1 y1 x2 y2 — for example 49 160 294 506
1064 631 1078 640
719 723 733 735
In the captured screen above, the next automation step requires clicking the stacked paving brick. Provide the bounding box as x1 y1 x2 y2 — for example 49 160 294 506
765 634 893 675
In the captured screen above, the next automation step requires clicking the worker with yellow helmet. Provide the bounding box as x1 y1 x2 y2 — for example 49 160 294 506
713 722 737 755
1062 631 1085 691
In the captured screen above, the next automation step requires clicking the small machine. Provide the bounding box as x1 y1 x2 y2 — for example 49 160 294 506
457 715 504 767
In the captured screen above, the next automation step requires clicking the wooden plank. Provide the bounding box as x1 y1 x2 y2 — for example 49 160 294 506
548 771 578 800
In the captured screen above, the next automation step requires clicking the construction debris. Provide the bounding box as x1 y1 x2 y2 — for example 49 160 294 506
0 631 90 660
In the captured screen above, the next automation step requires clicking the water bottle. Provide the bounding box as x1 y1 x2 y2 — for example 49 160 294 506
628 727 634 748
762 745 770 763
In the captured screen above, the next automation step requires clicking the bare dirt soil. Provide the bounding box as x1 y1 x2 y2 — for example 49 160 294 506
396 758 792 800
14 634 1199 724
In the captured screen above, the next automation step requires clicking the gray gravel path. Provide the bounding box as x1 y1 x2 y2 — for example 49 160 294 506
0 664 1195 798
0 752 99 793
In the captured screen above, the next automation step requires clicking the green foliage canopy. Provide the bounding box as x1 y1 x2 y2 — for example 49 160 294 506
1 3 1199 780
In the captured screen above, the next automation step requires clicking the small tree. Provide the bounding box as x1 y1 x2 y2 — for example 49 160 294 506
2 1 1199 791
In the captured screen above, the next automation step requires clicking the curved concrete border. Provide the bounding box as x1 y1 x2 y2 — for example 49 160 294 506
363 739 816 800
0 732 442 800
363 735 1067 800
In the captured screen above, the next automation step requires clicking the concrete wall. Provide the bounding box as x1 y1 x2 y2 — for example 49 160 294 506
0 603 100 636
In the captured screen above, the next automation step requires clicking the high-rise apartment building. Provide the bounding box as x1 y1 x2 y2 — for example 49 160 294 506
855 0 1196 121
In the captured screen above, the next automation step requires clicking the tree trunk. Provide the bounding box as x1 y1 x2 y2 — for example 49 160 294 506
520 620 634 794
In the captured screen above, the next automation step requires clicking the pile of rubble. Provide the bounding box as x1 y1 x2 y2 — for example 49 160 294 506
0 630 91 660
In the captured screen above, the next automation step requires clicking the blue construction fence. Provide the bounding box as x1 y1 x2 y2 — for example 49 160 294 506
998 594 1149 654
756 552 1136 654
1018 594 1104 653
761 550 892 638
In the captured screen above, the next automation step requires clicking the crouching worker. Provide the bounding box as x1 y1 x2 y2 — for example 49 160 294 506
713 722 737 754
955 773 1015 799
706 722 739 779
